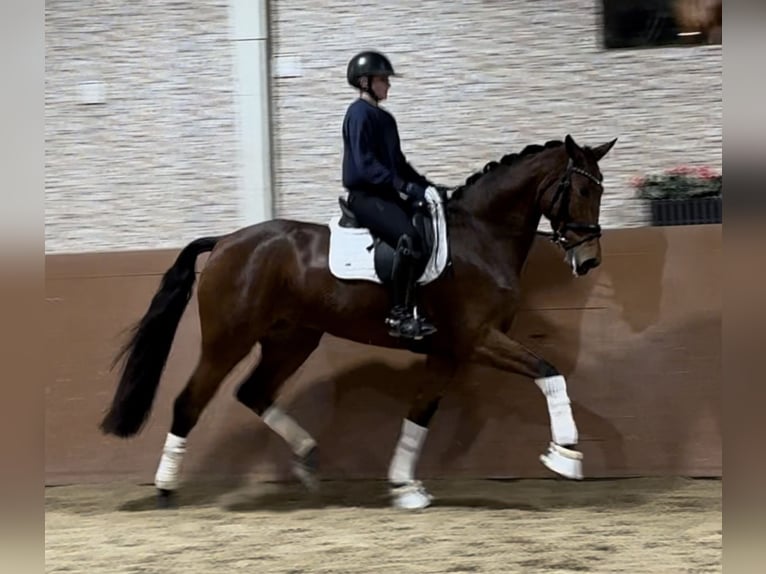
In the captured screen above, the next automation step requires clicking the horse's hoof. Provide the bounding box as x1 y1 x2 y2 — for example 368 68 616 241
293 446 320 492
390 481 433 510
156 488 176 509
540 442 584 480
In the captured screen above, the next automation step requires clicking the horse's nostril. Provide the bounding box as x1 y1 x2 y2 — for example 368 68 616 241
576 258 599 275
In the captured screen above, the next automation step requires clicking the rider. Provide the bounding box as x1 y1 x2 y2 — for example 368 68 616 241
341 50 438 340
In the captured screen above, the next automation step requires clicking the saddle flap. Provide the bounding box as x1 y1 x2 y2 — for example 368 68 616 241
411 210 434 259
328 186 450 286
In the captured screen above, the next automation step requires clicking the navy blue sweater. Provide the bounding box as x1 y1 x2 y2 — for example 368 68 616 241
342 98 429 198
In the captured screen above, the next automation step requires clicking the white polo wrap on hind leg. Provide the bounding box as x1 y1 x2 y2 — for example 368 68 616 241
388 418 428 484
262 405 316 457
155 433 187 491
535 375 578 446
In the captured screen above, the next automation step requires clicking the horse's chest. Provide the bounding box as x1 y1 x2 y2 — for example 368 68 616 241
488 270 519 295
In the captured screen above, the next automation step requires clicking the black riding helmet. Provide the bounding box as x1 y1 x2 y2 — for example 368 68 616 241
347 51 397 99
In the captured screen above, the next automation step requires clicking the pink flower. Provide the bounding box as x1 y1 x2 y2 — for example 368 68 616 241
630 175 646 188
663 165 721 179
696 166 719 179
667 165 695 175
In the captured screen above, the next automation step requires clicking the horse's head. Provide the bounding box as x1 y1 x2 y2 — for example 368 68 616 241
539 134 617 277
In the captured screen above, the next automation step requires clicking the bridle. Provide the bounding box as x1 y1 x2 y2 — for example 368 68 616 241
537 158 603 250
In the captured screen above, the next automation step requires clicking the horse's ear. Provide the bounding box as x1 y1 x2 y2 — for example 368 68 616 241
564 134 581 159
591 138 618 162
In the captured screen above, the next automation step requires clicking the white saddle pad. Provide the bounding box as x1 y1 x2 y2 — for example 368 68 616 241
328 186 450 285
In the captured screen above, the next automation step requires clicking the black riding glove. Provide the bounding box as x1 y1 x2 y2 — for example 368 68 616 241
400 181 427 202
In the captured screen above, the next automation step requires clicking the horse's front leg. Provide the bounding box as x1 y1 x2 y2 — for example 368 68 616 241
388 355 457 509
471 328 584 479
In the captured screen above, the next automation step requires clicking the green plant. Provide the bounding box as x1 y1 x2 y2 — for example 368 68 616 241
632 165 722 200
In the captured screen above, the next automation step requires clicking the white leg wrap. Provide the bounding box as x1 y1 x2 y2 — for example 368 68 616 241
262 405 316 457
535 375 578 446
155 433 187 491
388 418 428 484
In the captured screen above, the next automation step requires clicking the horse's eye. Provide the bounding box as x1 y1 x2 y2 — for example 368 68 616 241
579 187 590 198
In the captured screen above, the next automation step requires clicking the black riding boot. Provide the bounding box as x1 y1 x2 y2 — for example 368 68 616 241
385 237 437 340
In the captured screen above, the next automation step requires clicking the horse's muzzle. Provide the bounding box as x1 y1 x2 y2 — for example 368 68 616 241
566 238 602 277
575 257 600 276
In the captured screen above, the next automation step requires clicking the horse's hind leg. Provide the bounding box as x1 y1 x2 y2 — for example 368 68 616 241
155 334 255 507
234 328 323 490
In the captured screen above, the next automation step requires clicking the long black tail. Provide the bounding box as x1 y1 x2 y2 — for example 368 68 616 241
99 236 220 438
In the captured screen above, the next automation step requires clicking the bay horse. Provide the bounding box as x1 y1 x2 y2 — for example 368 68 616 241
99 134 617 509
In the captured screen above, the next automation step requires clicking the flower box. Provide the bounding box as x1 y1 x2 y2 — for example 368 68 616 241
633 165 722 227
649 196 721 226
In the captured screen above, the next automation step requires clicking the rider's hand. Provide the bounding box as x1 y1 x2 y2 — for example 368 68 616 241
403 181 427 202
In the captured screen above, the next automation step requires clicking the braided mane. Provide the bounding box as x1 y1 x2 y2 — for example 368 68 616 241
450 139 564 201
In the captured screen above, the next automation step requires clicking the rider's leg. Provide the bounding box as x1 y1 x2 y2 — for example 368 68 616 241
346 193 437 339
389 233 437 339
346 192 414 247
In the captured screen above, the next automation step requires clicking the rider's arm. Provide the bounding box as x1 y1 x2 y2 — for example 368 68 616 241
345 113 406 192
397 153 432 189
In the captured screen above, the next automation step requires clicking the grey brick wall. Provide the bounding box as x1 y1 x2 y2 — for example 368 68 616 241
45 0 721 254
270 0 722 230
45 0 240 253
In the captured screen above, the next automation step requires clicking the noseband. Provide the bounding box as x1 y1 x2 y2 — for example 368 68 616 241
538 159 603 250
